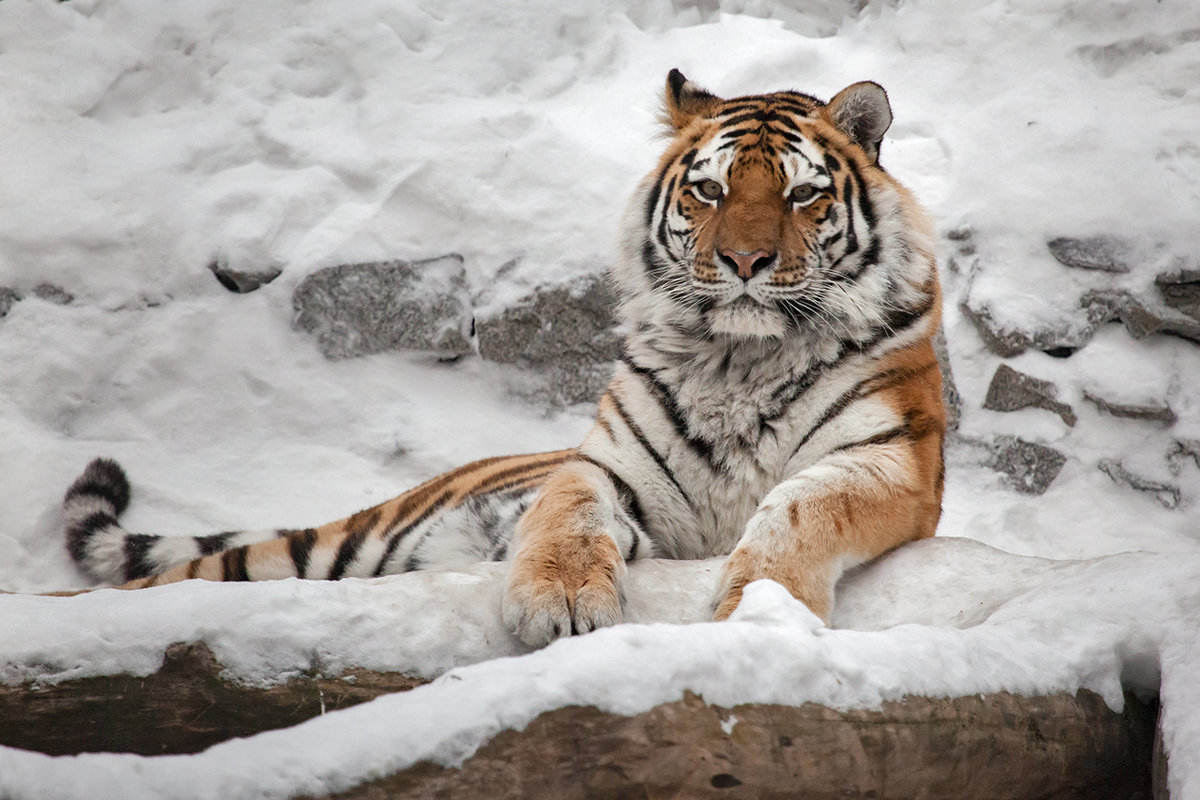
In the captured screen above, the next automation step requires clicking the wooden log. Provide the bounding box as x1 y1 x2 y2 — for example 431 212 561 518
0 642 422 756
0 642 1155 799
321 690 1156 800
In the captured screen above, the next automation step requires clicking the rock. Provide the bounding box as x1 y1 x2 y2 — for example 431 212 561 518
327 690 1154 800
932 328 961 432
1047 236 1133 273
1167 439 1200 476
1097 459 1180 510
959 300 1093 358
1082 289 1200 345
475 274 622 406
983 364 1076 426
1155 267 1200 320
0 287 20 318
1082 390 1176 426
986 436 1067 495
210 261 283 294
292 255 472 360
33 283 73 305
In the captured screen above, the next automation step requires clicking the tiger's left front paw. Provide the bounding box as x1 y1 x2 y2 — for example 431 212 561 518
502 533 625 648
712 547 833 623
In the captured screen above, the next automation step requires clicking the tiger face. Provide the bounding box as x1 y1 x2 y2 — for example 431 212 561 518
621 70 911 342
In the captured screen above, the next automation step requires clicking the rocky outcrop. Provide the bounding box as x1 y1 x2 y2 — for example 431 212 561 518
933 327 962 431
0 287 19 318
327 690 1154 800
210 261 282 294
1047 235 1133 273
1097 459 1180 510
1167 439 1200 475
292 255 473 360
1155 268 1200 320
986 436 1067 495
1082 289 1200 345
1083 390 1176 426
983 364 1076 426
475 274 622 406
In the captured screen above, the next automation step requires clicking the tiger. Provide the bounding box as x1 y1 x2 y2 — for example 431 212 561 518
61 70 945 648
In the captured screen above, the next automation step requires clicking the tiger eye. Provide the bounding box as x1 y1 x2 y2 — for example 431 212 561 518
789 184 819 205
696 180 724 201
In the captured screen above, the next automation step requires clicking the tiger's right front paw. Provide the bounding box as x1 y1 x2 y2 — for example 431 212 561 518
502 533 625 648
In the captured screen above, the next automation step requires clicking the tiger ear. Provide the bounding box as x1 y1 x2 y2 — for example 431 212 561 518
825 82 893 163
661 69 721 131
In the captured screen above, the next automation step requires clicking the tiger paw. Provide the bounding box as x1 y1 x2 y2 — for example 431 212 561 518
712 547 834 624
502 533 625 648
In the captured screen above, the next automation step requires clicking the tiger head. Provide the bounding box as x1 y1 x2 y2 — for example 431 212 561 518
617 70 934 346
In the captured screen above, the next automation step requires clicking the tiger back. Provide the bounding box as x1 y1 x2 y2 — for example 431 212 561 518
62 70 944 648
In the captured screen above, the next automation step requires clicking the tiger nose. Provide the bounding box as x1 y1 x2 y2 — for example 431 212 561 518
719 249 776 281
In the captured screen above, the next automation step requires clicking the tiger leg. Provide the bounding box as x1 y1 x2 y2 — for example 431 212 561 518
713 437 941 623
502 458 644 647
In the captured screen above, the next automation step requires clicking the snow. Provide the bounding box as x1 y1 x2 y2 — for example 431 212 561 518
1 0 1199 797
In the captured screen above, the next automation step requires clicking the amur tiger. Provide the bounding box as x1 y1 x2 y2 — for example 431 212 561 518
62 71 945 648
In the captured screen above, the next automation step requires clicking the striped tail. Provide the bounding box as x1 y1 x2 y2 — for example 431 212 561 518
62 458 288 585
61 451 575 588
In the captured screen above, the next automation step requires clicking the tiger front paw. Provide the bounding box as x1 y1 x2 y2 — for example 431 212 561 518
502 533 625 648
712 546 834 624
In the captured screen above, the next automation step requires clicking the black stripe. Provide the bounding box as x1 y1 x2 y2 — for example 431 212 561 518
63 479 125 512
65 511 117 563
626 531 640 562
761 363 826 424
832 425 912 453
64 459 131 514
790 383 866 461
221 546 250 582
641 238 666 281
197 532 234 556
790 334 936 462
844 156 877 228
123 533 158 581
843 293 937 356
372 491 454 577
287 528 318 578
654 175 679 252
328 526 371 580
608 391 695 509
620 354 716 465
859 360 939 398
572 453 649 536
839 174 859 259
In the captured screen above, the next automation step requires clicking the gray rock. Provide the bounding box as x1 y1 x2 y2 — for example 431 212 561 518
1155 268 1200 321
983 364 1076 427
210 261 282 294
959 300 1094 358
1082 289 1200 344
1082 390 1176 426
932 328 961 432
33 284 73 305
986 436 1067 495
476 274 621 406
1097 459 1180 510
0 287 20 318
292 255 472 360
1167 439 1200 476
1047 236 1132 273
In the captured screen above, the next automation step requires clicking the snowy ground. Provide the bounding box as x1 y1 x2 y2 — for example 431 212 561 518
1 0 1199 798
